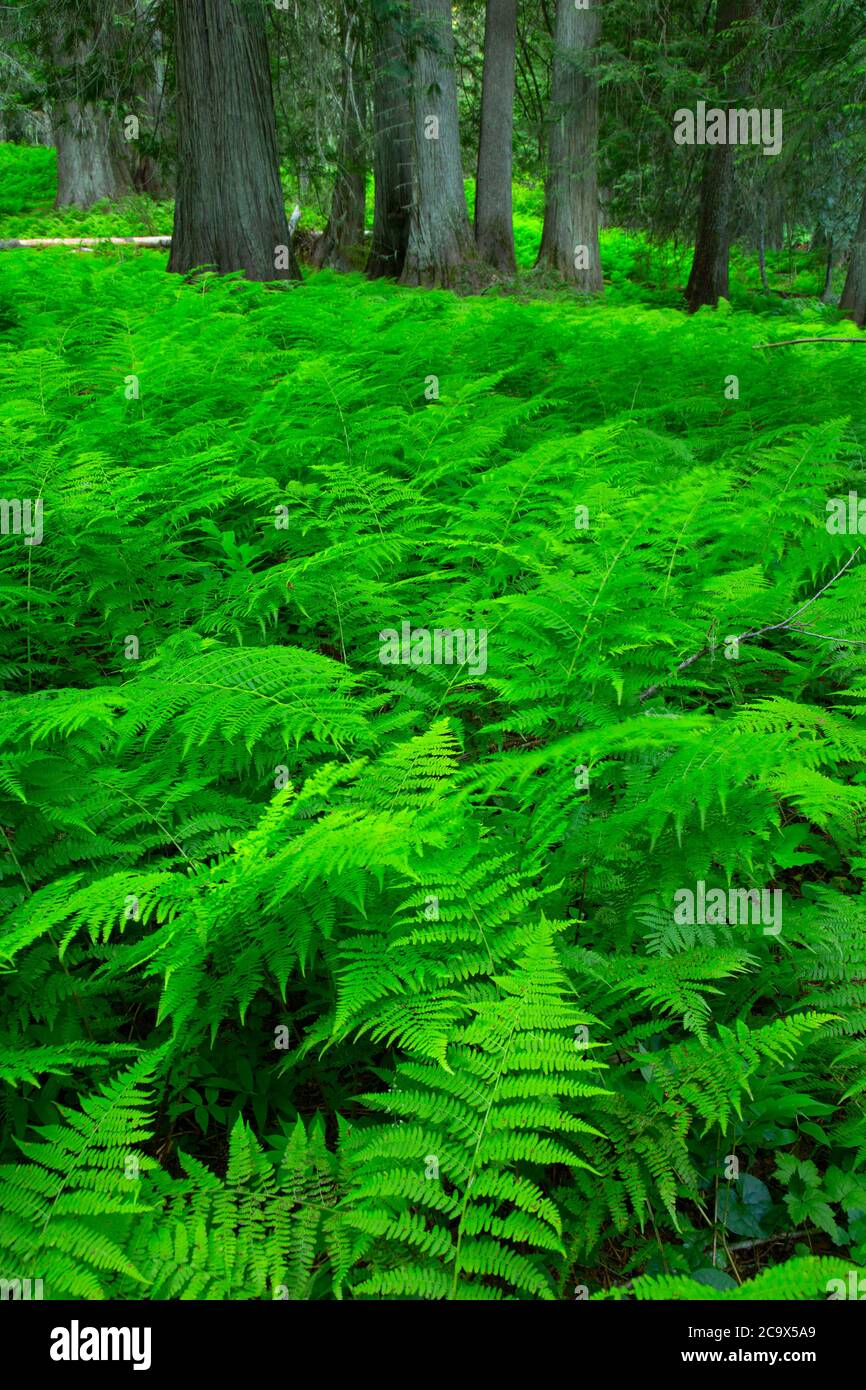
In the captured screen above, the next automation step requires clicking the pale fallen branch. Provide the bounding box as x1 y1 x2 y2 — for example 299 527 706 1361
0 211 318 258
754 336 866 348
0 235 172 249
639 548 863 702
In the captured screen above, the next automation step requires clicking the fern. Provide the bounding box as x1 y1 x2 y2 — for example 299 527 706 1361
599 1256 866 1301
342 924 607 1300
2 208 866 1300
0 1055 157 1299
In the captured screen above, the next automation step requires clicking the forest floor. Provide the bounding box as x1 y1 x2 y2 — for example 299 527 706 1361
0 139 846 308
3 141 866 1299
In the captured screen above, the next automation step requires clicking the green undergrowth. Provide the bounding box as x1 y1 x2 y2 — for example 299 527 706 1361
0 143 839 316
0 141 173 238
0 140 55 216
1 182 866 1299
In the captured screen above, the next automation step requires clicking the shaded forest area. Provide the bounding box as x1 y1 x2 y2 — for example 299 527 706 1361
2 0 866 1315
4 0 866 310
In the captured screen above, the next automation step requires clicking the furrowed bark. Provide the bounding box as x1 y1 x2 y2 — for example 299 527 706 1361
685 0 758 312
313 8 367 272
168 0 299 282
368 1 413 279
53 99 133 208
474 0 517 273
400 0 474 290
840 186 866 327
536 0 603 292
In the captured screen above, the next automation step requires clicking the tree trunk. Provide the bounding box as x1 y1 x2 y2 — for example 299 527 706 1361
535 0 603 292
129 12 174 200
52 1 170 208
53 101 133 208
685 0 757 312
766 200 784 250
368 1 413 279
474 0 517 273
168 0 298 282
821 238 835 303
840 187 866 326
684 138 735 311
48 4 134 210
313 9 367 271
758 216 769 292
400 0 474 289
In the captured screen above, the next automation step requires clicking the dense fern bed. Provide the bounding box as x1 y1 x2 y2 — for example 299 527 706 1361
2 248 866 1299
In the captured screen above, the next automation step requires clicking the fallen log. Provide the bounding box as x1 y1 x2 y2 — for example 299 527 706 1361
0 235 172 250
0 213 340 266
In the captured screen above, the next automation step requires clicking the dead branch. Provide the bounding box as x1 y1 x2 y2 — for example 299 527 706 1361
754 337 866 348
639 548 863 702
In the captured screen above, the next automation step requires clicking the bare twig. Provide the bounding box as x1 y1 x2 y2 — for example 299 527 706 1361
754 337 866 348
728 1230 820 1252
639 548 862 702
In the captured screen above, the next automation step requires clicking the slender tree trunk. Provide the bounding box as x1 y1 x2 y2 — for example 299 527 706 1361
840 187 866 326
766 200 784 250
314 10 367 271
685 0 757 312
758 215 769 292
475 0 517 273
536 0 603 292
168 0 298 282
368 1 413 279
401 0 474 289
129 11 173 199
684 136 735 310
821 238 835 303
